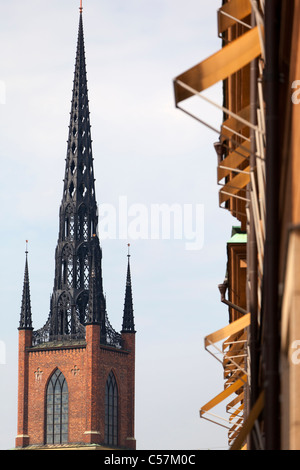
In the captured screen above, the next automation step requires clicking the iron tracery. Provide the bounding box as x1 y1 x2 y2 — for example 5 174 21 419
31 11 122 349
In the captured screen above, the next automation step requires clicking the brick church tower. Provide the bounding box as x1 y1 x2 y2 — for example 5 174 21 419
15 4 136 450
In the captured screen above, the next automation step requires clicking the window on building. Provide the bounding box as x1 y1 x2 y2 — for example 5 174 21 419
105 371 118 446
46 369 68 445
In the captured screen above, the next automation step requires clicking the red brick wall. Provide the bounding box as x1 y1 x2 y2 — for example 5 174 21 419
27 344 87 445
16 326 136 449
16 329 32 448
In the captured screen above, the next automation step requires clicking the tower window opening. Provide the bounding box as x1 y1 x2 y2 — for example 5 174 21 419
62 245 73 289
64 208 75 241
105 371 118 447
69 182 75 198
70 160 76 175
69 214 75 241
83 214 89 241
57 292 72 335
83 254 89 289
46 369 68 445
76 244 89 290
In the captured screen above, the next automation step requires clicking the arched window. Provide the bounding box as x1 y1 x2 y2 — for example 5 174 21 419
61 244 73 289
76 243 89 290
105 371 118 446
64 205 75 241
77 205 89 241
57 292 72 335
46 369 68 445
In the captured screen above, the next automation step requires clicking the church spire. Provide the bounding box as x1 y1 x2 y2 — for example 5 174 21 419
122 245 135 333
31 6 123 350
19 242 32 330
48 7 100 338
62 6 96 212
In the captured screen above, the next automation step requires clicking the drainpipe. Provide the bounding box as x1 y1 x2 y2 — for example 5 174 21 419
249 7 259 449
264 0 281 450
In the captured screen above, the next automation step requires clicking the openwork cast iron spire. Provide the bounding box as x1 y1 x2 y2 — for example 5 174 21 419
32 9 123 348
122 245 135 333
19 243 33 330
49 10 101 339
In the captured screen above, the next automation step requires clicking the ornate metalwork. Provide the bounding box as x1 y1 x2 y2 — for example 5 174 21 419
103 312 123 349
23 10 132 349
32 316 52 345
32 311 86 346
35 11 121 347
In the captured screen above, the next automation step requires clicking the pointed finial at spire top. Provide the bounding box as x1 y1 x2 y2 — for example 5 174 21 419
19 240 32 330
122 243 135 333
79 0 83 13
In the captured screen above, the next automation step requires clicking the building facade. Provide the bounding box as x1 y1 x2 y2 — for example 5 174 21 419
16 6 136 450
174 0 300 450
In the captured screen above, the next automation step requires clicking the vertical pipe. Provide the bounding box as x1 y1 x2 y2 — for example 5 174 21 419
249 7 259 449
264 0 281 450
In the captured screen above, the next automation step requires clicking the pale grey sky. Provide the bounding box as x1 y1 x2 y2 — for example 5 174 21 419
0 0 235 450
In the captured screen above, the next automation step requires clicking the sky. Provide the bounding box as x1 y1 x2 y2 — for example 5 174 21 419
0 0 237 450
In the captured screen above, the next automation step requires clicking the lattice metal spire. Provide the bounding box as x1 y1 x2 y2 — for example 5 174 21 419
19 241 33 330
122 244 135 333
48 8 101 339
31 7 123 349
62 9 96 213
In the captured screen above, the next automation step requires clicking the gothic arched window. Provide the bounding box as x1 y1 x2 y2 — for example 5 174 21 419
76 243 89 290
77 204 89 241
57 292 72 335
61 244 73 289
64 205 75 241
46 369 68 445
105 371 118 446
